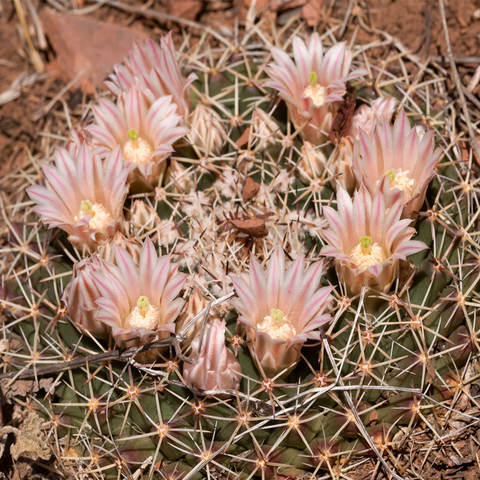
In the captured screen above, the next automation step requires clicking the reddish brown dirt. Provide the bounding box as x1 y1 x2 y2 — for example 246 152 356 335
337 0 480 58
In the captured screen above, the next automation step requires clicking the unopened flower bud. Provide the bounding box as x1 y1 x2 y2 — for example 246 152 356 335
166 159 195 193
183 321 242 392
250 107 280 148
329 136 355 194
188 104 225 154
349 97 396 140
62 256 111 338
98 232 142 265
175 289 206 347
126 200 161 233
299 141 326 182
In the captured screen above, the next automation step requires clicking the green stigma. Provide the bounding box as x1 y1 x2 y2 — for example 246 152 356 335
359 236 372 249
80 199 93 212
127 129 139 142
309 71 318 85
386 169 396 182
270 309 284 323
137 296 149 311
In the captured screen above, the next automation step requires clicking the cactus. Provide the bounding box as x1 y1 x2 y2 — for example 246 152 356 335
1 18 478 480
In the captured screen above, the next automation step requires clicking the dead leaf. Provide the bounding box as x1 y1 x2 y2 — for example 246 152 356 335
231 217 268 237
329 82 355 144
242 177 260 202
10 412 51 461
368 409 378 425
40 9 146 93
426 358 436 384
0 378 54 400
235 127 251 149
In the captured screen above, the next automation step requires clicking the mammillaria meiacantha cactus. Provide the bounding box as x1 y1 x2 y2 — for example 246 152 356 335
1 15 479 480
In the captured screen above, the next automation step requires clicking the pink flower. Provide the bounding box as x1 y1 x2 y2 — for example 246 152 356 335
91 237 187 349
349 97 396 140
62 256 113 338
320 185 428 294
230 247 333 376
183 320 242 392
352 107 442 219
265 33 364 142
86 84 189 179
105 33 197 120
27 144 130 251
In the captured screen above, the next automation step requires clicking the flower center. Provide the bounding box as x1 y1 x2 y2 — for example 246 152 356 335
123 129 153 165
125 295 161 330
350 236 387 270
385 168 415 201
257 309 296 341
78 199 113 231
302 72 327 108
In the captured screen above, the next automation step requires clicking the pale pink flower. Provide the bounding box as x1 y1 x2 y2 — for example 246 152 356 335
320 185 428 295
27 145 130 251
105 33 197 120
352 107 442 219
230 247 333 375
62 256 112 338
92 237 187 349
349 97 396 140
86 84 189 179
183 320 242 392
265 33 364 142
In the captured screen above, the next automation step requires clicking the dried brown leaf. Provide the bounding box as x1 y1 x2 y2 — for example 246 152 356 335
368 409 378 425
426 358 436 384
242 177 260 203
329 83 355 144
0 378 54 400
10 412 51 461
231 217 268 237
235 127 251 149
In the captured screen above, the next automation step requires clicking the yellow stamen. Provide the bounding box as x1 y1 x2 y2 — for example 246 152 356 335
385 169 415 201
359 236 372 249
125 296 161 330
123 137 154 165
257 309 296 340
303 71 327 107
77 200 113 231
137 296 149 310
385 169 396 182
350 238 387 270
81 199 93 212
127 129 139 141
270 308 284 322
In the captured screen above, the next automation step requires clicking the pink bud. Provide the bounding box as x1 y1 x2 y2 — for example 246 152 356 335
329 136 355 194
62 256 111 338
183 321 242 392
98 232 142 265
